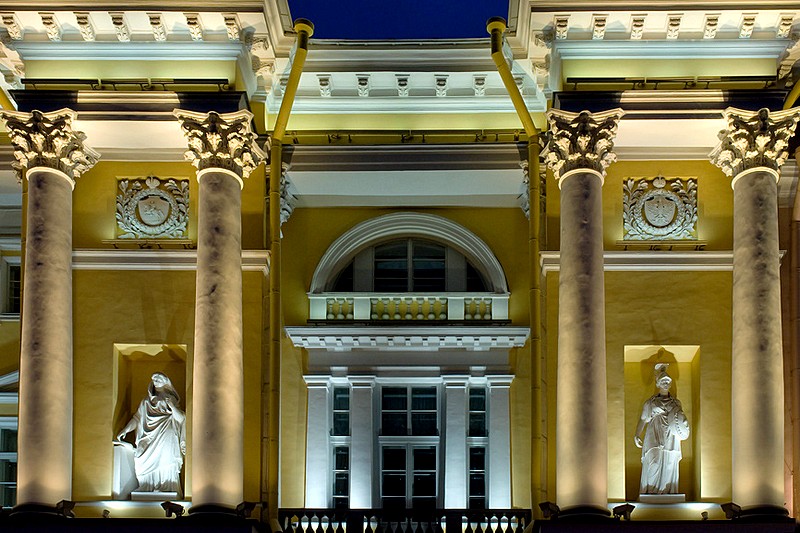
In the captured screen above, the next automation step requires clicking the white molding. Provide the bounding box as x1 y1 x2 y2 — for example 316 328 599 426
309 212 509 294
279 95 547 115
540 250 735 273
72 249 269 274
0 370 18 387
554 38 791 60
12 40 247 62
285 326 530 352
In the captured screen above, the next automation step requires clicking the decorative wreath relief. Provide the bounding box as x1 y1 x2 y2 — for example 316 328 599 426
623 176 697 240
116 177 189 239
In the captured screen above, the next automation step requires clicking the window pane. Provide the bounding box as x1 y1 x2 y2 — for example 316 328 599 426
331 261 354 292
469 473 486 496
382 496 406 510
7 265 20 314
469 496 486 510
334 473 349 496
383 447 406 471
469 413 487 437
334 447 349 470
469 447 486 471
469 389 486 411
412 496 437 510
411 387 436 410
333 388 350 410
375 242 409 292
413 473 436 497
466 262 488 292
0 459 15 483
333 496 349 509
333 413 350 436
411 413 437 436
412 241 446 292
382 413 407 436
382 474 406 496
413 447 436 471
0 430 16 453
382 388 407 410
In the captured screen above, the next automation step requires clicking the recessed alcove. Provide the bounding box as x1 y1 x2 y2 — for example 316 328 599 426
112 343 188 500
624 345 700 503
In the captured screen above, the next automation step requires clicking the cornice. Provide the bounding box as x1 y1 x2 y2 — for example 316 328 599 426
540 251 735 274
554 39 792 60
72 249 269 273
11 41 246 62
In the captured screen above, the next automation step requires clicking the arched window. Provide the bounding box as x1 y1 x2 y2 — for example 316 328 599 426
330 238 489 293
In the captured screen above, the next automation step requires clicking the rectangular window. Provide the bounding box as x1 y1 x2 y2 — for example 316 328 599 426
381 386 438 436
0 424 17 508
381 445 438 510
381 446 406 509
374 241 409 292
332 446 349 509
412 241 446 292
332 387 350 436
4 264 20 315
411 446 437 509
469 388 487 437
468 447 487 509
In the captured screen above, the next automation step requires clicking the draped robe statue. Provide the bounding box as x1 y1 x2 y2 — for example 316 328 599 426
118 373 186 494
634 364 689 495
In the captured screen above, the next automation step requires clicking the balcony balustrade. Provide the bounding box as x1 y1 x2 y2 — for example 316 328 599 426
308 294 509 322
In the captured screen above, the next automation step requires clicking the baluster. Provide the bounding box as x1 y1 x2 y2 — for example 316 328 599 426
404 297 413 319
464 298 473 320
371 298 379 320
417 298 426 320
321 514 331 533
345 297 354 319
301 513 311 533
381 297 390 320
334 298 344 320
498 514 509 533
489 515 499 533
427 297 436 320
484 299 492 320
438 297 447 320
327 299 335 320
393 297 402 319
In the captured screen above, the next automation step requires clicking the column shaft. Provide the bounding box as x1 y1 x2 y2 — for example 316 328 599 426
17 169 74 505
304 379 329 507
556 170 608 511
488 379 512 508
191 169 244 507
732 169 784 508
349 378 374 509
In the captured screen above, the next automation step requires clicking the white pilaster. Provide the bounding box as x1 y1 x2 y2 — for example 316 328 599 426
443 376 468 509
349 376 375 509
0 109 98 508
304 376 331 508
487 376 513 509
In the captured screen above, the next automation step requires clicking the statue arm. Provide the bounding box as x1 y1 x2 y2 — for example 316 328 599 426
117 410 140 441
634 406 648 448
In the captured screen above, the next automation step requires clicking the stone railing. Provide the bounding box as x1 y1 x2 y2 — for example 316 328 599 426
308 294 510 322
278 508 531 533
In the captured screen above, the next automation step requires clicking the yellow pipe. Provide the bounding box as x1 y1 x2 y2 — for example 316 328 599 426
273 19 314 141
487 16 543 516
267 18 313 524
487 17 537 139
784 80 800 110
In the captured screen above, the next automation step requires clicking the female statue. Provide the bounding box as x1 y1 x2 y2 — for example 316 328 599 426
118 372 186 494
634 364 689 494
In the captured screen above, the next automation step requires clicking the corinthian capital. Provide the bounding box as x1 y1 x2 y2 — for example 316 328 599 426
173 109 265 180
544 108 625 181
709 107 800 178
0 108 99 182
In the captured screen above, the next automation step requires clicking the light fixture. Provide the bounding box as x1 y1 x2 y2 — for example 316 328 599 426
538 501 560 519
236 501 257 518
612 503 635 521
720 502 742 520
161 501 185 518
56 500 75 518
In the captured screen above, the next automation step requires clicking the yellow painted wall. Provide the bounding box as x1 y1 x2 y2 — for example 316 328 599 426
544 270 733 511
546 160 733 250
24 60 237 84
73 161 266 250
72 269 265 507
0 318 19 378
278 206 534 507
562 58 778 82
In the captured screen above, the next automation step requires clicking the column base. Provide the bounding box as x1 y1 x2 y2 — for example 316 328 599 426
8 503 64 517
188 503 238 516
557 505 612 521
737 505 791 523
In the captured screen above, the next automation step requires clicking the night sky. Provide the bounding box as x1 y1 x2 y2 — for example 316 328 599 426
287 0 510 40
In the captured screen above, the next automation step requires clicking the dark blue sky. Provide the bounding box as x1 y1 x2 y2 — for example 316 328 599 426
287 0 510 40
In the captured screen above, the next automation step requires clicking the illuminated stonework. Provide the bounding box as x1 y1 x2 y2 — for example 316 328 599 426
623 176 698 240
710 107 800 177
0 108 99 182
173 109 265 181
116 176 189 239
544 108 625 182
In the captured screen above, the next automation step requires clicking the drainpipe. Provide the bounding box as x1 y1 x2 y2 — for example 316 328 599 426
784 81 800 110
487 17 545 516
266 18 313 528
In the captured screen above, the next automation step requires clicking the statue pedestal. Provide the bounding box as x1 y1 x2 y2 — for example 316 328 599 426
131 491 181 502
112 441 137 500
639 493 685 503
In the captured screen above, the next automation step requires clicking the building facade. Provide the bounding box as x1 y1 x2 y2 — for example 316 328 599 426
0 0 799 531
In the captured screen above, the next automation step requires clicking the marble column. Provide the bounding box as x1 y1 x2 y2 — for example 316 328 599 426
544 108 624 513
487 376 513 508
0 109 98 507
303 377 330 508
710 106 800 514
174 109 264 510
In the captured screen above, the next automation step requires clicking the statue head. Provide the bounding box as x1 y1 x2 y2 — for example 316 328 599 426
654 363 672 393
148 372 180 404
